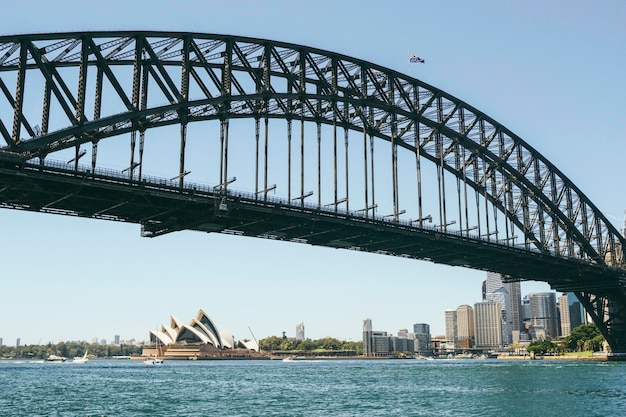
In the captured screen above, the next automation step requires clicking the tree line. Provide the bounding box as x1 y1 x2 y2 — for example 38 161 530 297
525 324 604 355
0 341 141 359
259 335 362 354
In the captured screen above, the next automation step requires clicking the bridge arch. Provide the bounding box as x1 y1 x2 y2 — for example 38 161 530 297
1 32 625 352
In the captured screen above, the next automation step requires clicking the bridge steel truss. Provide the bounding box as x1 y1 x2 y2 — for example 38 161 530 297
1 32 625 353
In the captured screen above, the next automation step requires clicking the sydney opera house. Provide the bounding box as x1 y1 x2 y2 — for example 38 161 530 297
142 309 263 360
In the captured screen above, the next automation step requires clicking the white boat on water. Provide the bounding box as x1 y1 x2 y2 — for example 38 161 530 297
73 350 88 364
143 334 164 365
143 356 164 366
44 354 67 363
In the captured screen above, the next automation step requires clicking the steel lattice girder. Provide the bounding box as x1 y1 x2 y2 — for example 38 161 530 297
0 32 622 269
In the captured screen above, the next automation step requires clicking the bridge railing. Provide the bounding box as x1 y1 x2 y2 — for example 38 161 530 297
21 156 549 256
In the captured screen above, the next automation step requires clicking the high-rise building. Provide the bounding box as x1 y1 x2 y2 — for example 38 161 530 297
16 338 20 347
372 332 392 355
521 296 531 322
474 301 503 349
444 309 458 349
567 293 586 329
558 294 571 337
0 337 3 347
363 318 374 356
362 319 392 356
114 335 121 345
529 292 559 339
296 322 305 341
393 337 410 353
363 318 372 332
508 280 522 334
393 331 415 354
413 323 431 354
456 305 475 349
484 272 521 345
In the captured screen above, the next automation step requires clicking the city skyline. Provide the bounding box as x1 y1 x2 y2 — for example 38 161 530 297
1 276 558 347
1 1 625 345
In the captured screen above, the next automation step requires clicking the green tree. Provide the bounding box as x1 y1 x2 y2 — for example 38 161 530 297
565 324 603 352
294 340 315 351
527 339 557 355
259 336 283 351
278 338 295 351
315 337 342 350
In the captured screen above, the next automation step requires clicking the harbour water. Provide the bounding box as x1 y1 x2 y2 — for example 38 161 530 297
1 358 625 416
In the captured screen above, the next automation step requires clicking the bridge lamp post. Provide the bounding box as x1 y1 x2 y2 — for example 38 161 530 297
170 171 191 181
411 215 432 226
291 191 314 207
355 204 378 218
121 162 140 178
435 220 456 231
212 177 237 192
325 198 348 213
255 184 277 200
383 210 406 221
497 236 518 246
481 230 498 239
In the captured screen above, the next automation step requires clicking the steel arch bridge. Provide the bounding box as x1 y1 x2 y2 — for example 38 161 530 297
1 31 625 353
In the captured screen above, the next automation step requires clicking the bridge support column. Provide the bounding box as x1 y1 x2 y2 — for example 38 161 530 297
576 290 626 358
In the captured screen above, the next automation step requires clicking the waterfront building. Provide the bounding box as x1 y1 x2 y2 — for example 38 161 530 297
392 334 415 354
364 330 391 356
529 292 559 339
456 305 475 349
430 335 446 353
444 309 458 349
362 319 399 356
474 301 503 349
558 294 571 337
295 322 305 341
373 333 392 355
143 309 260 360
413 323 431 354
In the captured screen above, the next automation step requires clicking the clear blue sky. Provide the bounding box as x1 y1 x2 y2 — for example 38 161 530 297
1 1 625 345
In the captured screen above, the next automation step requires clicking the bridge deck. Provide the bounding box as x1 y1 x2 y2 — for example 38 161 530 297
0 156 624 295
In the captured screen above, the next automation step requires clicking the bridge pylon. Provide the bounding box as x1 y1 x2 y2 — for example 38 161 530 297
575 290 626 358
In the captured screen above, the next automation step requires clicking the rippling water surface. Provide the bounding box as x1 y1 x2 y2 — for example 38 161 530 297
1 359 625 416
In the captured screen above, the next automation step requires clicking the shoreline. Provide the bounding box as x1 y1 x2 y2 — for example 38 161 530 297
497 354 608 361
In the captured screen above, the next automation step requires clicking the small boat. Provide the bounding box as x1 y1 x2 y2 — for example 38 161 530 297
143 356 164 366
73 350 88 364
44 354 67 363
282 357 295 362
143 334 165 365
